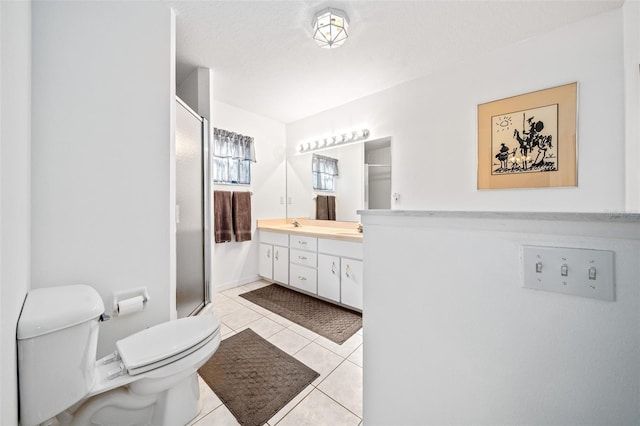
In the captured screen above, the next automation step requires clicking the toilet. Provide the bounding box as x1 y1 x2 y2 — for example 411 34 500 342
17 284 221 426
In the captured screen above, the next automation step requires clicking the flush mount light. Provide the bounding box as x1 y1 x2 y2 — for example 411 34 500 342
312 8 349 49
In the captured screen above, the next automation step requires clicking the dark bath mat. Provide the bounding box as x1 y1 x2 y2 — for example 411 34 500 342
240 284 362 344
198 328 319 426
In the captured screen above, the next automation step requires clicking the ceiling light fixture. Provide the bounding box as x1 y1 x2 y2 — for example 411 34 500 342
298 129 370 154
312 8 350 49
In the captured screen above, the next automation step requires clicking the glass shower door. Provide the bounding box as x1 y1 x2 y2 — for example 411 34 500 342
175 98 210 317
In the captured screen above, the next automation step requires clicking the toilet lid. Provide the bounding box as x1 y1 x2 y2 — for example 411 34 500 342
116 313 220 375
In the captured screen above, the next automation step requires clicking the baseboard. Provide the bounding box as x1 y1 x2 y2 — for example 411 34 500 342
213 274 261 293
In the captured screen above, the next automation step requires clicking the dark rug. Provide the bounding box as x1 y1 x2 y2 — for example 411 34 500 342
198 328 319 426
240 284 362 345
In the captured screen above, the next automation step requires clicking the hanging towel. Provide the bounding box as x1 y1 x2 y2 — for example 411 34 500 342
327 195 336 221
232 191 252 242
316 195 337 220
214 191 233 243
316 195 330 220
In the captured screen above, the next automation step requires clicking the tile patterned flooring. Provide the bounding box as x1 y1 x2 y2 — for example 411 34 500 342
189 280 363 426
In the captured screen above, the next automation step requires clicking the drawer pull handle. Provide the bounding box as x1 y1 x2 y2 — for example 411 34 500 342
331 262 336 274
275 250 279 260
298 276 307 281
267 248 271 259
345 264 351 278
298 240 307 245
298 256 307 260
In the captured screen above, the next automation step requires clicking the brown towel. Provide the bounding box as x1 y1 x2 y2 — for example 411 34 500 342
214 191 233 243
316 195 336 220
232 191 252 242
327 195 336 221
316 195 328 220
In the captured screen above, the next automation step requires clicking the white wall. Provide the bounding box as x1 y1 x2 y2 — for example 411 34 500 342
0 1 31 423
623 0 639 212
31 1 176 357
178 67 213 123
211 100 286 291
362 211 640 425
287 8 629 213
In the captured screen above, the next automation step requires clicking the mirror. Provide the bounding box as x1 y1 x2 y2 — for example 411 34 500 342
286 137 391 222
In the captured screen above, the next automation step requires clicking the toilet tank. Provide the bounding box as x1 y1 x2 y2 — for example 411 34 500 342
17 285 105 426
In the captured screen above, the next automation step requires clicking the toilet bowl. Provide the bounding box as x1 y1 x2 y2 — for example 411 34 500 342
17 285 221 426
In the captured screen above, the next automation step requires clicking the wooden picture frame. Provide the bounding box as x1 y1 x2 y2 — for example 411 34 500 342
477 82 577 190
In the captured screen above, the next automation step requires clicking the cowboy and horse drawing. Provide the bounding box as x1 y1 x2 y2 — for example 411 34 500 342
493 110 556 174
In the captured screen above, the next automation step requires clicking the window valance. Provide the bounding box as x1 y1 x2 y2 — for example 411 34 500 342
213 128 256 184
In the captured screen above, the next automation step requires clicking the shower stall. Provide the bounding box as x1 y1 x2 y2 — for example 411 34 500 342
175 97 211 318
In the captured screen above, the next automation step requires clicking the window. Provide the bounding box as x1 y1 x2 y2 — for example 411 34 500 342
213 128 256 184
312 154 339 191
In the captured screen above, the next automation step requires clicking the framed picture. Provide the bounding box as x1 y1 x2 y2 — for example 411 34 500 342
477 82 577 189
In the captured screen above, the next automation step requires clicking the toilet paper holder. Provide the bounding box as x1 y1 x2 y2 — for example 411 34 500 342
112 287 150 317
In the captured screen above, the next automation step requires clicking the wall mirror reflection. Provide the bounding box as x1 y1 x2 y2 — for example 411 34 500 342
286 137 391 222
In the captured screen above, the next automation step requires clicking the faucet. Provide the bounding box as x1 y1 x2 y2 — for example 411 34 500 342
292 220 301 227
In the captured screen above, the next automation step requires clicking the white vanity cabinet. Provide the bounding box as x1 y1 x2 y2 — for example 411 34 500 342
317 254 340 302
258 231 289 284
317 238 363 310
289 236 317 294
258 226 363 311
341 258 363 310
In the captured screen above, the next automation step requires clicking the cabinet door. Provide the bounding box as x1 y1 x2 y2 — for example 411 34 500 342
258 243 273 280
273 245 289 285
318 254 340 302
341 258 363 310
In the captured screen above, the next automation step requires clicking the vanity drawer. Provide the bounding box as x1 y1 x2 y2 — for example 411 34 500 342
290 264 317 294
318 238 362 260
260 231 289 247
290 248 317 268
290 235 317 251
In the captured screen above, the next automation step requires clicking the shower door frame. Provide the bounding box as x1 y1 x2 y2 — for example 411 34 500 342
176 97 211 317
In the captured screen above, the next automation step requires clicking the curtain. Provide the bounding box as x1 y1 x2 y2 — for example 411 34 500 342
213 128 256 184
312 154 339 191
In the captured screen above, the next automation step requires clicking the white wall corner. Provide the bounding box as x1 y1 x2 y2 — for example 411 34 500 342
176 68 199 113
0 0 31 424
624 0 640 212
169 7 177 320
176 66 213 123
196 67 213 122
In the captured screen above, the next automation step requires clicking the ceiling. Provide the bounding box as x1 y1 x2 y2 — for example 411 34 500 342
169 0 623 124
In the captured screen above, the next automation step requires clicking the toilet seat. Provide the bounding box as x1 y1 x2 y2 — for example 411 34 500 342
116 314 220 376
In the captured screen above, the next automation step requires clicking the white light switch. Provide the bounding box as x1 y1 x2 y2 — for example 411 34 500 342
560 264 568 276
522 245 615 301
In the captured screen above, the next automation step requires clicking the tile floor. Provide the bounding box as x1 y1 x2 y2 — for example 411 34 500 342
189 280 363 426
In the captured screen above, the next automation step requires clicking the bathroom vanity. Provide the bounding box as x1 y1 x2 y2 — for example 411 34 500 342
257 219 363 311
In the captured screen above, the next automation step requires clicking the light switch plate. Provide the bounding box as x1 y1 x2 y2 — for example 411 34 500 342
522 245 615 301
